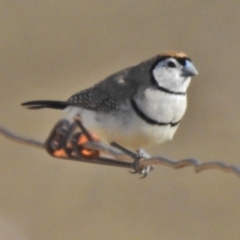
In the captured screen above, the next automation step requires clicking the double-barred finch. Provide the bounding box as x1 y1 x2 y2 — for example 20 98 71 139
22 51 198 149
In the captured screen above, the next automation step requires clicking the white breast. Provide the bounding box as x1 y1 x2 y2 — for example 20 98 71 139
64 90 187 149
135 88 187 123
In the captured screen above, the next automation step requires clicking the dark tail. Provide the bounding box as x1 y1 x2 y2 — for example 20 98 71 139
21 100 69 110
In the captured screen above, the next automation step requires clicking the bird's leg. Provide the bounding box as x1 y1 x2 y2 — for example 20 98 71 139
133 149 154 178
110 142 153 178
110 142 137 158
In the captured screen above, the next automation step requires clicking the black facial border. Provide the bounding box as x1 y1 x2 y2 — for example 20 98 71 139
150 56 189 95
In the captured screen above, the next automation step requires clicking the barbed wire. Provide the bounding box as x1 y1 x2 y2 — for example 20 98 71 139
1 119 240 178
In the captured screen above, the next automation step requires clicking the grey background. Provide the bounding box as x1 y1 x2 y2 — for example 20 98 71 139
1 1 240 239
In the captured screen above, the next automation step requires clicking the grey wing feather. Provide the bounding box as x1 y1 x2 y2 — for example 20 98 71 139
68 87 119 113
21 56 155 112
68 60 153 113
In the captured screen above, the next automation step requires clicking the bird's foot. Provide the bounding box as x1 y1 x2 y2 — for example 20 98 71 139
130 149 154 178
110 142 153 178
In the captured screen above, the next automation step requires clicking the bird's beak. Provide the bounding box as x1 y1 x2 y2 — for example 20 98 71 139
182 60 198 77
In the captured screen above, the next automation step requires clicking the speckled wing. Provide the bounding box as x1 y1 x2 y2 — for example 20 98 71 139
21 68 132 112
68 87 119 113
21 58 155 112
67 66 140 113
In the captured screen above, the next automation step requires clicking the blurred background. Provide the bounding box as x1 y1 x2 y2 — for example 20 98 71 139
1 1 240 239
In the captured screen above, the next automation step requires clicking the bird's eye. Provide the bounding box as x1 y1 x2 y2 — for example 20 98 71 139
167 61 176 68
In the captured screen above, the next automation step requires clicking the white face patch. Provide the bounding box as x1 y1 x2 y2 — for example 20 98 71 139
152 58 180 83
152 57 192 93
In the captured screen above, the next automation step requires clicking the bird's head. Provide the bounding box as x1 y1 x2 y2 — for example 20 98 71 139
150 51 198 94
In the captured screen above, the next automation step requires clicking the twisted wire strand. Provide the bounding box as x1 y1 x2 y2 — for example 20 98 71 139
1 125 240 178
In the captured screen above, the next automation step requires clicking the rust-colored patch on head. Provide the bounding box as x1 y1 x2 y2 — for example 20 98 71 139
159 51 188 58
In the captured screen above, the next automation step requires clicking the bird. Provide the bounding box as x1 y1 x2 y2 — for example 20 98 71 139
21 51 198 150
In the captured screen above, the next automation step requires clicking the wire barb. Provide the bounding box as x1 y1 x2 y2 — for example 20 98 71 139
1 119 240 178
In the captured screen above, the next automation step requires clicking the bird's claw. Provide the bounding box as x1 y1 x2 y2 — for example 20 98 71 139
110 143 154 177
132 158 154 178
129 166 153 178
129 149 154 178
110 143 153 177
139 165 154 178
